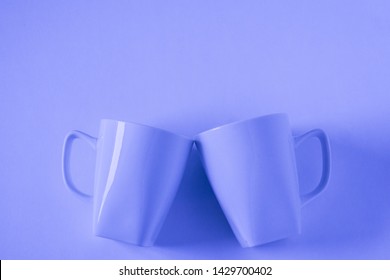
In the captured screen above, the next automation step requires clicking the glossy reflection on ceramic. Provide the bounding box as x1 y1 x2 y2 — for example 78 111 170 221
62 119 193 246
195 114 331 248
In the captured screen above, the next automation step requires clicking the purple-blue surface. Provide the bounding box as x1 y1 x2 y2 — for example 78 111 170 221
1 0 390 259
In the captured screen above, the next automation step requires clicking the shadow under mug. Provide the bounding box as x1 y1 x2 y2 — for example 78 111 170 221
62 119 193 246
195 113 331 247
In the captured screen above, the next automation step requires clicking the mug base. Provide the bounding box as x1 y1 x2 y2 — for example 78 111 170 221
95 232 156 247
237 229 301 248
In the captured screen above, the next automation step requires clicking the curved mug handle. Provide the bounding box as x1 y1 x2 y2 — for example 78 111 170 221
294 129 331 206
62 130 97 198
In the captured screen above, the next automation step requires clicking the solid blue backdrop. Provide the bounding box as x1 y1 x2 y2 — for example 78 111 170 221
1 0 390 259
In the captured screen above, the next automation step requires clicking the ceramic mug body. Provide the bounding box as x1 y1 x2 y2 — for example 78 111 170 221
62 119 193 246
195 114 330 247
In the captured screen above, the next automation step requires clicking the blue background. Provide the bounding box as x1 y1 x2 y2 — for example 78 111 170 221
1 0 390 259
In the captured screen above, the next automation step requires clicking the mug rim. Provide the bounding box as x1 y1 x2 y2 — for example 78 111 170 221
101 118 192 141
195 113 289 138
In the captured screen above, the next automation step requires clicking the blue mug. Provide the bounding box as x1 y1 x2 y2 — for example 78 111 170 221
62 119 193 246
195 114 331 247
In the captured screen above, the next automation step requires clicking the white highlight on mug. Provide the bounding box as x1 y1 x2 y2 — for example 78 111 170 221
98 122 125 221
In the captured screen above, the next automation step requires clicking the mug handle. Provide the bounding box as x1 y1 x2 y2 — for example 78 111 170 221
294 129 331 206
62 130 97 198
